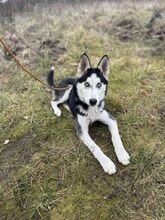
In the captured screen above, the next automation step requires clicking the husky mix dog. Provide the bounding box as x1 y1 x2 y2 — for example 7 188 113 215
47 54 130 175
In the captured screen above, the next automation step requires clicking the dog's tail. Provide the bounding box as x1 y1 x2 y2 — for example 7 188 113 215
47 66 55 88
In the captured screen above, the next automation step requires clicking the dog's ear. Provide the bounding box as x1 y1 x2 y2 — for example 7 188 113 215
97 55 109 79
77 53 91 77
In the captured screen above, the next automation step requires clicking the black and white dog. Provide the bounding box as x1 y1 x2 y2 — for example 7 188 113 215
47 54 130 175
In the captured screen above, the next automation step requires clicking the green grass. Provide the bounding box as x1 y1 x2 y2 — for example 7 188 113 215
0 1 165 220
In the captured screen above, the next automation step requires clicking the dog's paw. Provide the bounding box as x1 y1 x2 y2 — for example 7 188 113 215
101 157 116 175
54 108 61 117
117 150 130 165
51 101 61 117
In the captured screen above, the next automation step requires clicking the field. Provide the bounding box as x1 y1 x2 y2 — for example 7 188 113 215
0 1 165 219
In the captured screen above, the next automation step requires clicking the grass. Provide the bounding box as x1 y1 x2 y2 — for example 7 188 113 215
0 1 165 219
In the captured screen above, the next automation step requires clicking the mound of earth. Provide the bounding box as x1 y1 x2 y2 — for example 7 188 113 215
38 39 67 60
112 17 142 42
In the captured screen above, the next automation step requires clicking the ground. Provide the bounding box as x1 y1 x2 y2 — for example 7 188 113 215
0 1 165 219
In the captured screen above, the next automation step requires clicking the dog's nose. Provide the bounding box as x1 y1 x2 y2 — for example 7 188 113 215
89 99 97 106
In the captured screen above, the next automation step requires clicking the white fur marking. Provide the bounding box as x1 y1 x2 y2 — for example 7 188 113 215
97 110 130 165
51 101 61 116
77 115 116 174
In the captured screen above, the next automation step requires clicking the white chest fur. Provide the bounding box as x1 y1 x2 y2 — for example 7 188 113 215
87 106 102 123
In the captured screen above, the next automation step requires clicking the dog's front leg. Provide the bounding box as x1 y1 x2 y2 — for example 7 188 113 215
76 115 116 175
97 110 130 165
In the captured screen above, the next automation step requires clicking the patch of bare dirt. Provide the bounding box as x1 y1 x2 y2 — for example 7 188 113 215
101 9 165 55
0 133 34 181
145 10 165 55
1 32 35 64
111 17 142 42
1 31 67 66
38 39 67 59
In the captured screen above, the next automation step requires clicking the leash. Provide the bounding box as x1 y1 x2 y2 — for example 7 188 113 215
0 37 72 91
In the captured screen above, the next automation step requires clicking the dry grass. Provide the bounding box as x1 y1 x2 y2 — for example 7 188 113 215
0 1 165 219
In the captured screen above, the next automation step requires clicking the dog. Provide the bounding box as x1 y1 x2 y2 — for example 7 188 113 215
47 53 130 175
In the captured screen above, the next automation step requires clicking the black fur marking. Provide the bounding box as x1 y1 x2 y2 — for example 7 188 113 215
68 85 89 117
55 78 76 98
47 69 55 87
52 95 60 102
76 107 87 116
77 68 108 85
98 99 105 109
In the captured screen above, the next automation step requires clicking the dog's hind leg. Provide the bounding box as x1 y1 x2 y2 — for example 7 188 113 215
51 88 72 117
76 115 116 175
51 100 62 117
97 110 130 165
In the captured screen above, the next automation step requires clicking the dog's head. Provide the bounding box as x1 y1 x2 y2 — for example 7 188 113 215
76 53 109 107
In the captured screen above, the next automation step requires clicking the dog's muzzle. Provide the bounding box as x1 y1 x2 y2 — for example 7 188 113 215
89 99 97 106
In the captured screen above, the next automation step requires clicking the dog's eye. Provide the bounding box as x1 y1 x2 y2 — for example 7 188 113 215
84 82 90 87
96 83 102 88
